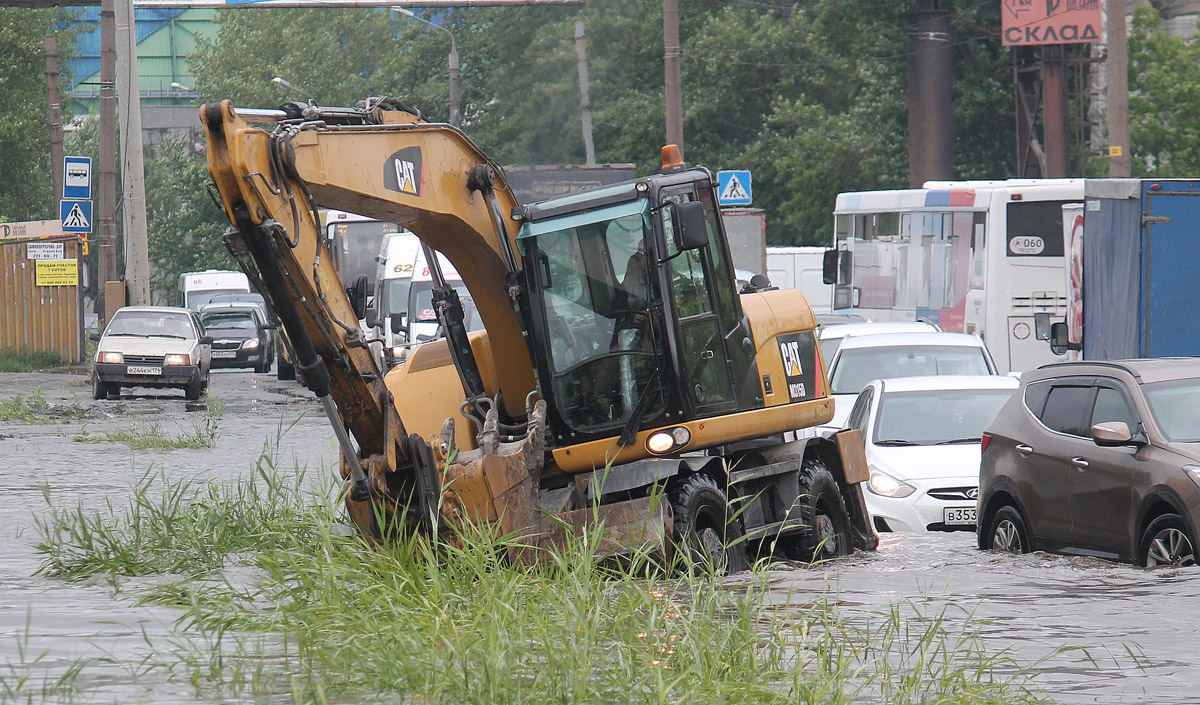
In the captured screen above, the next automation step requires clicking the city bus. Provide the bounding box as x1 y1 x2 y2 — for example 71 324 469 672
324 209 401 295
824 179 1081 372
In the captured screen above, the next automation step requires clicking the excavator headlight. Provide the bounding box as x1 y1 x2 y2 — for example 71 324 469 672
646 426 691 455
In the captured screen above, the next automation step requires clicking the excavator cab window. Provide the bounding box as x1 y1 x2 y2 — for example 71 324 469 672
523 201 666 434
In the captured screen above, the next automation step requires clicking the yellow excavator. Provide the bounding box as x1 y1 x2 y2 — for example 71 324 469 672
202 97 877 568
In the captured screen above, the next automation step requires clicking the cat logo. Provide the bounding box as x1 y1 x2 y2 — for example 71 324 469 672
780 340 804 377
383 147 424 197
775 332 816 402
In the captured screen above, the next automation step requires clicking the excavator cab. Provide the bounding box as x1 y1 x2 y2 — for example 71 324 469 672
516 168 762 448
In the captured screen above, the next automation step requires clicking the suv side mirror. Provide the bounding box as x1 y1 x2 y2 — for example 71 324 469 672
346 274 369 320
670 201 709 251
89 331 101 342
822 249 839 285
1093 421 1142 447
200 335 214 345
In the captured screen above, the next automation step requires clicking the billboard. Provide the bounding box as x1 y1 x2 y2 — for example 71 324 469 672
1001 0 1101 46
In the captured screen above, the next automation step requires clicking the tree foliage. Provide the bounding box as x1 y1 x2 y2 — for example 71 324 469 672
1127 4 1200 176
186 1 1018 247
0 8 78 222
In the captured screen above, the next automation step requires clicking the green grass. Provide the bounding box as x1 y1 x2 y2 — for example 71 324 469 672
72 394 222 450
0 349 64 373
34 442 1049 705
0 388 88 424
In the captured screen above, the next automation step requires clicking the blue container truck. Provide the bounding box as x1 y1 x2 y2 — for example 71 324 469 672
1047 179 1200 359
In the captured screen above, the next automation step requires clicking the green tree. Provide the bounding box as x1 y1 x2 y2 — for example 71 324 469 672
1127 4 1200 175
143 140 235 302
0 8 79 221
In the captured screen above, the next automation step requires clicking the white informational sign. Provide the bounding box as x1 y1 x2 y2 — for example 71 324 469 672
26 242 65 260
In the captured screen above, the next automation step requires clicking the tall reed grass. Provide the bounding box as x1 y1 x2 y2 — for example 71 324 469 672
34 444 1048 704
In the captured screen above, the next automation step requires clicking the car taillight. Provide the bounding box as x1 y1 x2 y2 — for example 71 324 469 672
980 432 992 454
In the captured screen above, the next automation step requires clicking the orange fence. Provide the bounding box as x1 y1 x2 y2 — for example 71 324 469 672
0 236 84 363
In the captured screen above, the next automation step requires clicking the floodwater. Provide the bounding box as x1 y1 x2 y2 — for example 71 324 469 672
1 369 1197 703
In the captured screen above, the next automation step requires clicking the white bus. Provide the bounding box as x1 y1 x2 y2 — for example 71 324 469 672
825 179 1080 372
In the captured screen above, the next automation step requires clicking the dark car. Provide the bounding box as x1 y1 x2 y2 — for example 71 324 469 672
978 359 1200 567
198 303 274 373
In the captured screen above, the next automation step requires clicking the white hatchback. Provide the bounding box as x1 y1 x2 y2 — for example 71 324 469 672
843 375 1019 532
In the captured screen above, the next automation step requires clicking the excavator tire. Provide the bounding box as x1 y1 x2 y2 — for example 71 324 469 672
670 473 748 574
779 457 854 562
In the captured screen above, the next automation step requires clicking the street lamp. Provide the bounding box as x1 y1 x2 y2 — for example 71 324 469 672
271 76 316 102
169 81 192 92
393 7 461 127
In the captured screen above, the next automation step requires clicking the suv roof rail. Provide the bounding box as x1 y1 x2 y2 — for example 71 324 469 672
1036 360 1143 380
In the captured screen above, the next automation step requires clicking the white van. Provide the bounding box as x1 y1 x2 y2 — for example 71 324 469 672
179 269 250 310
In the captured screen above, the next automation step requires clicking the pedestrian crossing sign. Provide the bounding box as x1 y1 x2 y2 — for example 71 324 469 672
717 170 752 206
60 200 93 233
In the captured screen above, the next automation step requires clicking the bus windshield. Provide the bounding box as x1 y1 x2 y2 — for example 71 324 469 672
328 220 399 288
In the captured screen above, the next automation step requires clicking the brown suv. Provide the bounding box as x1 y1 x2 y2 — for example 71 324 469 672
977 359 1200 567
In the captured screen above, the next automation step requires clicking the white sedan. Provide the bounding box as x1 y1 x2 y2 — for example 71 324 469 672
842 375 1020 533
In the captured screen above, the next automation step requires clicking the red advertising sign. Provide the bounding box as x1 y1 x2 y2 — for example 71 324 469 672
1002 0 1101 46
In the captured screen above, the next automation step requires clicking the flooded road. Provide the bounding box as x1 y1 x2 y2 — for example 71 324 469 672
1 369 1197 703
0 369 339 703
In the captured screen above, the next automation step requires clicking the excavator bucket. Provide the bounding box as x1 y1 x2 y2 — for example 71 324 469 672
435 400 672 563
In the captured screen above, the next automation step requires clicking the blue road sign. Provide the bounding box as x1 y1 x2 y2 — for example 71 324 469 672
63 156 92 200
717 170 752 206
60 200 93 233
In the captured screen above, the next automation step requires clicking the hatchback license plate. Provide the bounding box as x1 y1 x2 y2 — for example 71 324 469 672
127 365 161 375
944 506 976 525
212 351 237 359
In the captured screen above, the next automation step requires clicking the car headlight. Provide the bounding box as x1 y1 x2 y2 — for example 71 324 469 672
164 354 189 366
867 469 916 498
98 351 123 364
242 339 260 350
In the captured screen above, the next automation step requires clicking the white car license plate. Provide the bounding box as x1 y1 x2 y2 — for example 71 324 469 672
212 351 237 359
127 365 161 375
944 506 977 525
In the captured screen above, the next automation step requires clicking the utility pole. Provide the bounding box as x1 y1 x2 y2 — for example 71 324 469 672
116 0 151 304
662 0 683 158
97 0 118 320
1107 0 1130 177
906 0 953 187
1042 45 1068 177
43 37 65 207
574 21 596 165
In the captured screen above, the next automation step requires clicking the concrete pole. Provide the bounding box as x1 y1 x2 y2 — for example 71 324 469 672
97 0 118 320
448 38 461 127
574 21 596 165
906 0 954 187
43 37 65 207
662 0 683 158
1107 0 1131 177
116 0 151 305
